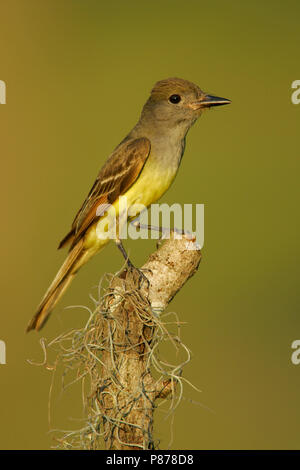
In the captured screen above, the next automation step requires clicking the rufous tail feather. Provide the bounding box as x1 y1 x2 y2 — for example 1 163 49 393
27 239 85 332
58 228 75 250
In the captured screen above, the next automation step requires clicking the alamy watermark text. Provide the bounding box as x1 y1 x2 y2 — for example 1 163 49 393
0 80 6 104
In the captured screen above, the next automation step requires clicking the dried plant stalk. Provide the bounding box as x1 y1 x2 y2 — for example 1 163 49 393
37 234 201 450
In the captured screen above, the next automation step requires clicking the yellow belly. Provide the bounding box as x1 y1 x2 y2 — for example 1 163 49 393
123 156 177 207
84 155 178 250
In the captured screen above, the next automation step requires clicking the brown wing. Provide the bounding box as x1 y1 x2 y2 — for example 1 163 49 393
58 137 151 250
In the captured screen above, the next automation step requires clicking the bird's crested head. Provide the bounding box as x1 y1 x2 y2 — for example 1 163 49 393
141 77 230 130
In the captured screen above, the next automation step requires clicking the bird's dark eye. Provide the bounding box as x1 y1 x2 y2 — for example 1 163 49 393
169 94 181 104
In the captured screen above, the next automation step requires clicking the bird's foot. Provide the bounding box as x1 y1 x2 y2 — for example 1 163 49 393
116 237 151 288
131 219 192 240
126 264 151 289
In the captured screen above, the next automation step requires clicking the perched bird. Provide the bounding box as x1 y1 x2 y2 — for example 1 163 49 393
27 78 230 332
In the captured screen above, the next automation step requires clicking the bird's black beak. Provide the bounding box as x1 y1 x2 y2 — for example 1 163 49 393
201 94 231 107
189 94 231 110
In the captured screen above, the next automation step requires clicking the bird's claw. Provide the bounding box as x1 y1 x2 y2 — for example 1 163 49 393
125 264 150 289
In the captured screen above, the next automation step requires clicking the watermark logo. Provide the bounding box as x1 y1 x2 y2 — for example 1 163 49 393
291 80 300 105
0 340 6 365
291 340 300 365
95 197 204 250
0 80 6 104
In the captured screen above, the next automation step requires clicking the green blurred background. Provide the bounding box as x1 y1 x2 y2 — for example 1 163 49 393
1 0 300 449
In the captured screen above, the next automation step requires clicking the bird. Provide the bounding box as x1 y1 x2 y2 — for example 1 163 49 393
27 77 230 332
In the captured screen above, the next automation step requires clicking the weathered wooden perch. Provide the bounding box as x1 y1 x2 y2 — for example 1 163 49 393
97 234 201 450
45 234 201 450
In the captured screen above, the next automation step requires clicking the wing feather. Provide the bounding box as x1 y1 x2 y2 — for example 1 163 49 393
58 137 151 249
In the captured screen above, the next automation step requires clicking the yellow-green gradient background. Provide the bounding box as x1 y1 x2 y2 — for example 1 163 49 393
1 0 300 449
